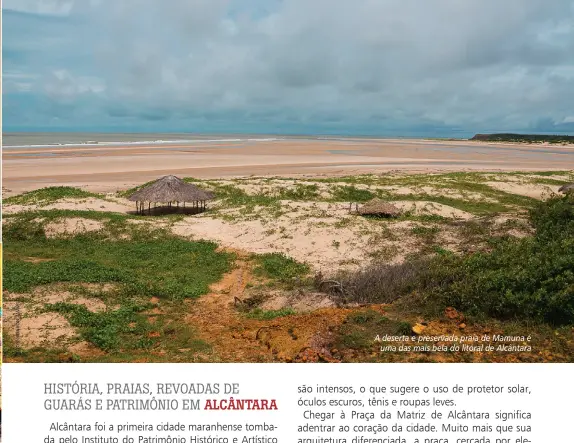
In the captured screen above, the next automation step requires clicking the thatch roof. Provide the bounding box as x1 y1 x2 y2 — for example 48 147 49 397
558 183 574 194
357 199 401 217
128 175 215 203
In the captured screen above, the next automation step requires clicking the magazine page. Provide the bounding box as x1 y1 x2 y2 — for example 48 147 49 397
1 1 573 442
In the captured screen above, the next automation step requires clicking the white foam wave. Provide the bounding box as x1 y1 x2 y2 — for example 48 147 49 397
2 138 270 149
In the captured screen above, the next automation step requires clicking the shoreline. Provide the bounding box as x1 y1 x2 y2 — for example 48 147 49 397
3 138 574 195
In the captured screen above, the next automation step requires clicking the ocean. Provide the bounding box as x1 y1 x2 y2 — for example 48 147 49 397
1 132 432 149
1 132 291 148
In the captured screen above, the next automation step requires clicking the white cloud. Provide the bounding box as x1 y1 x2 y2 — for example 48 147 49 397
3 0 574 133
44 70 106 99
3 0 75 16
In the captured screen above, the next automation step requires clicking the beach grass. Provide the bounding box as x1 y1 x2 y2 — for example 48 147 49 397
251 252 310 283
3 170 573 362
4 186 101 205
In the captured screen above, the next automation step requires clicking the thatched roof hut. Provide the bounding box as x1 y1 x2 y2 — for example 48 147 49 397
357 198 401 217
128 175 215 214
558 183 574 194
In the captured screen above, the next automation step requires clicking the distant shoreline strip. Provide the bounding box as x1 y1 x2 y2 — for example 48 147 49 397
2 138 287 149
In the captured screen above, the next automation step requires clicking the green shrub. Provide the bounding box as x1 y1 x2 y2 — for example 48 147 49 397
245 307 296 320
4 235 233 300
429 195 574 324
49 302 152 351
5 186 99 205
253 253 310 282
3 218 46 241
327 195 574 325
331 185 374 202
529 193 574 239
279 184 320 200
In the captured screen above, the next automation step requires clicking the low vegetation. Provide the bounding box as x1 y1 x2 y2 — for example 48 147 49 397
471 133 574 144
335 310 396 350
244 307 296 320
4 186 100 205
252 253 310 283
48 301 154 351
3 171 573 362
3 217 233 358
323 194 574 325
4 235 232 299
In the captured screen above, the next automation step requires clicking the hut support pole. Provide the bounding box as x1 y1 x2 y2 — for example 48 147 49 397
148 202 151 214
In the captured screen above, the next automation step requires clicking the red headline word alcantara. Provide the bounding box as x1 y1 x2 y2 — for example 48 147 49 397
204 398 278 410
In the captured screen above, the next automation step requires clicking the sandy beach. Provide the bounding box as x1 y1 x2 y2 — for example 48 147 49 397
3 137 574 195
4 135 574 363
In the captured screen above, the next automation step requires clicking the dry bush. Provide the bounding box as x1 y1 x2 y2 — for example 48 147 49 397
316 259 433 305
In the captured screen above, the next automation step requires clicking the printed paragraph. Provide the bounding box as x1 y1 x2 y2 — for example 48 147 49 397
297 383 533 443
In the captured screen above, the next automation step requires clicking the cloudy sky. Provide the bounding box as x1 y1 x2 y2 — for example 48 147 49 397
3 0 574 136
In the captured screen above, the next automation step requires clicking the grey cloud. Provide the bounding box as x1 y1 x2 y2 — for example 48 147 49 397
3 0 574 133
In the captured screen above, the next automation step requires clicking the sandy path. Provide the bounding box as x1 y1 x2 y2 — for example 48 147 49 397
184 255 274 362
184 253 348 362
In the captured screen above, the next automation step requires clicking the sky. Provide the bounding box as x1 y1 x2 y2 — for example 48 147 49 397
3 0 574 136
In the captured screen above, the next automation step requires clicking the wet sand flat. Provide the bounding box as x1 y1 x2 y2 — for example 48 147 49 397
3 138 574 194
